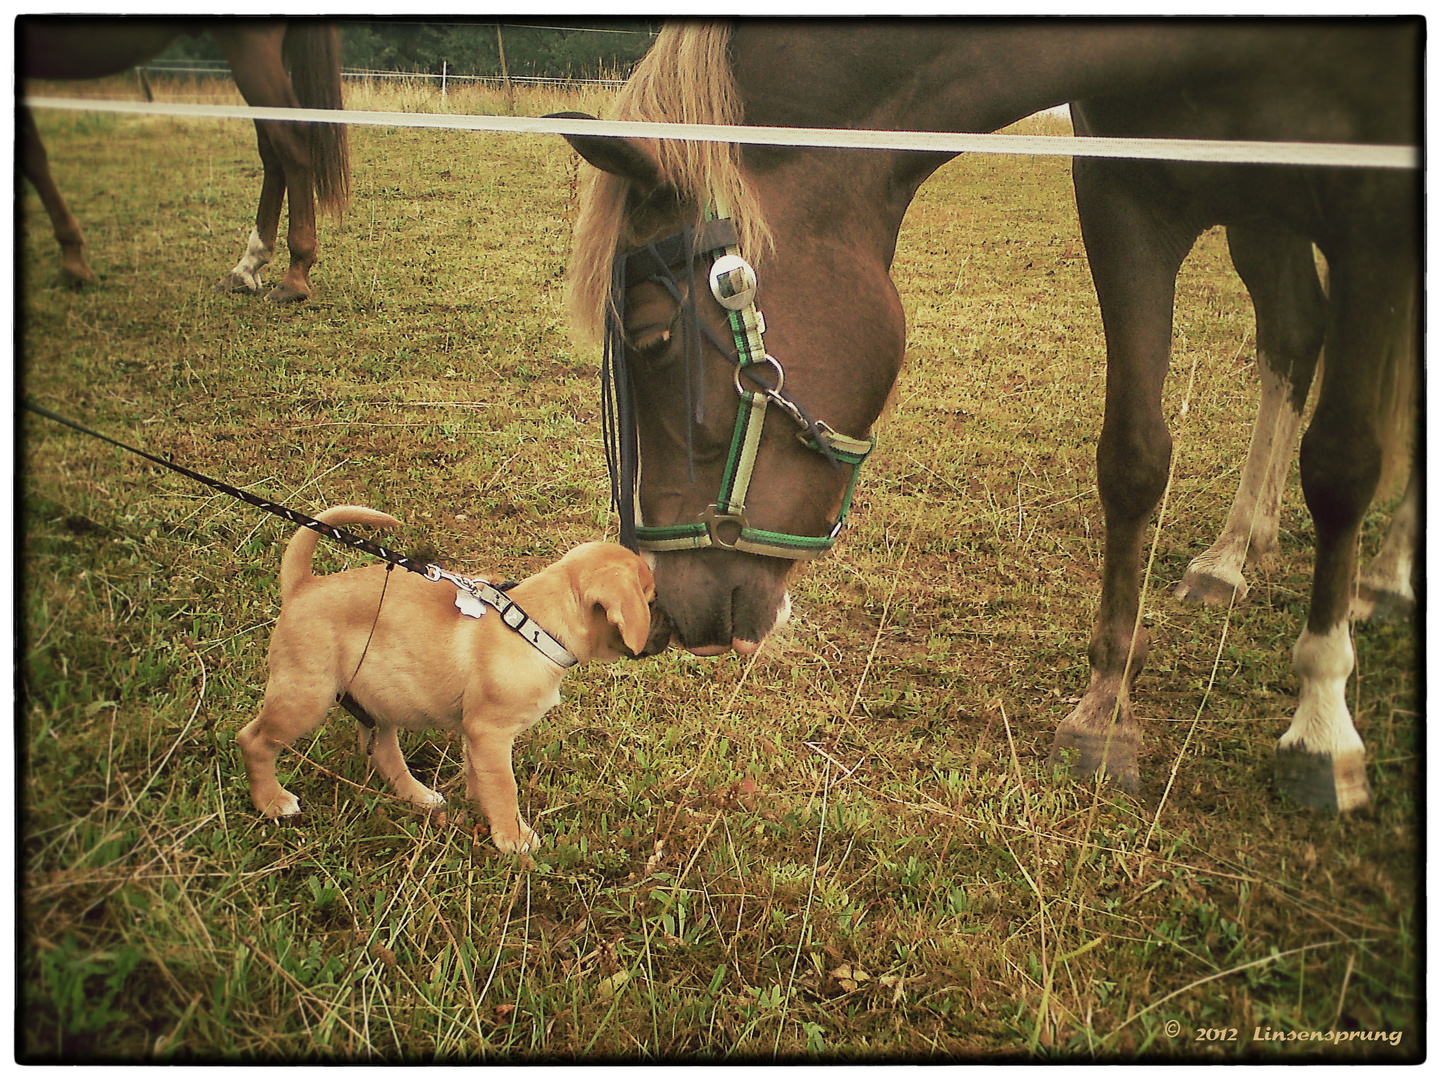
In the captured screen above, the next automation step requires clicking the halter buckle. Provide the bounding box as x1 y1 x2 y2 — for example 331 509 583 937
700 504 749 550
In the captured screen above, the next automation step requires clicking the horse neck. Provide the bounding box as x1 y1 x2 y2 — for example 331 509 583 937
730 23 1268 138
723 22 1281 260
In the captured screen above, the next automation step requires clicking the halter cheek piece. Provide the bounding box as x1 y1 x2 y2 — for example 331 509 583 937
602 205 876 561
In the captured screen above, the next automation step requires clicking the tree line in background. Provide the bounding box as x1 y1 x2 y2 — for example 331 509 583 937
158 19 659 80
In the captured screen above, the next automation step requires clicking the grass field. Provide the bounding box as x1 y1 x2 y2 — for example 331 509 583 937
17 73 1420 1062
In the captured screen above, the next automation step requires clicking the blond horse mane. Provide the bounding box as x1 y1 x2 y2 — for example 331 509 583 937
566 21 773 347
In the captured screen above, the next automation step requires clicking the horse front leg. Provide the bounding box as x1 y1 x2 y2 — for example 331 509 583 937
1353 465 1418 621
235 120 319 304
1353 294 1419 623
215 123 285 296
1175 225 1326 606
1050 163 1198 792
1275 257 1415 812
213 25 317 303
269 143 319 304
1052 401 1174 791
20 106 97 287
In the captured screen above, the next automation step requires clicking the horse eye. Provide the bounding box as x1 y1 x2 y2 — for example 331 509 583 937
622 282 684 364
626 325 674 362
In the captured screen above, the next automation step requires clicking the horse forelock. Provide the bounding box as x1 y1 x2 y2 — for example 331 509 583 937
567 20 773 347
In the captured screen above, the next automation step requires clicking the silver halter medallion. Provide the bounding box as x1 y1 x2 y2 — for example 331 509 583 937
708 254 759 311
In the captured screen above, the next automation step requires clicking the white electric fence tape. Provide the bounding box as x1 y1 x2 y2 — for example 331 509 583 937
23 96 1419 170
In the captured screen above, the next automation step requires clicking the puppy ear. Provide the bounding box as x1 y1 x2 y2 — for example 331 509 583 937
580 563 653 657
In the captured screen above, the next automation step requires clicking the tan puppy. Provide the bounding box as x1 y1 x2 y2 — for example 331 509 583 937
237 506 654 852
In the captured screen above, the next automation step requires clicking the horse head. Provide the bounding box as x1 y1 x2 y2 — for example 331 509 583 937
561 129 907 654
556 29 920 653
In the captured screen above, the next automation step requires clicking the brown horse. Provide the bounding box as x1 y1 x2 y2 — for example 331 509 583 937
558 21 1419 812
19 17 349 302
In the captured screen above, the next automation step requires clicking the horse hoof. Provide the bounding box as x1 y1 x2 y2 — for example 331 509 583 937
1274 745 1370 812
1174 569 1246 607
1049 727 1141 793
265 284 309 304
215 272 262 296
60 265 98 289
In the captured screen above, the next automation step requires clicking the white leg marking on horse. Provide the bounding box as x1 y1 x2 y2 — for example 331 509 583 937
228 227 274 291
1278 623 1362 759
1180 355 1303 598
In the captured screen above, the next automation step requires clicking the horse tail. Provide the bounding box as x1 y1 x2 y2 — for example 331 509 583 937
282 21 350 214
280 506 402 603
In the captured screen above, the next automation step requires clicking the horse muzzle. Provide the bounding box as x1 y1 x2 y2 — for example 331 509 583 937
641 548 793 655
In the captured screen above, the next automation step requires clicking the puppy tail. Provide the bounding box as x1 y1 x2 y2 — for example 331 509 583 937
280 505 405 602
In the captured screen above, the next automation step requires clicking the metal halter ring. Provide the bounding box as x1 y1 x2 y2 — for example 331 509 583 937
700 504 750 549
734 354 784 398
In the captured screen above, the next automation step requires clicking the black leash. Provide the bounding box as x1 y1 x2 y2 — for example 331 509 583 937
25 399 432 575
25 399 572 667
342 561 395 737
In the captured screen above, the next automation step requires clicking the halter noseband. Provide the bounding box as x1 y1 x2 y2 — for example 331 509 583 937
602 203 876 561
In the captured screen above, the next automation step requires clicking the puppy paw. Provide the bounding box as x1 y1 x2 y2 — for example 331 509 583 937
413 788 447 811
492 823 542 854
260 790 302 820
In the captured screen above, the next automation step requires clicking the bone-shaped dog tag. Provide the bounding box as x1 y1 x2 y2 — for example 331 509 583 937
454 589 487 619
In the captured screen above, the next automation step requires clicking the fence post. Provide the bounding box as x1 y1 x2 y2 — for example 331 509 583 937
441 60 448 105
496 24 515 115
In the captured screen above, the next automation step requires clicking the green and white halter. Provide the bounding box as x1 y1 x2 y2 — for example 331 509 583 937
604 202 876 560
